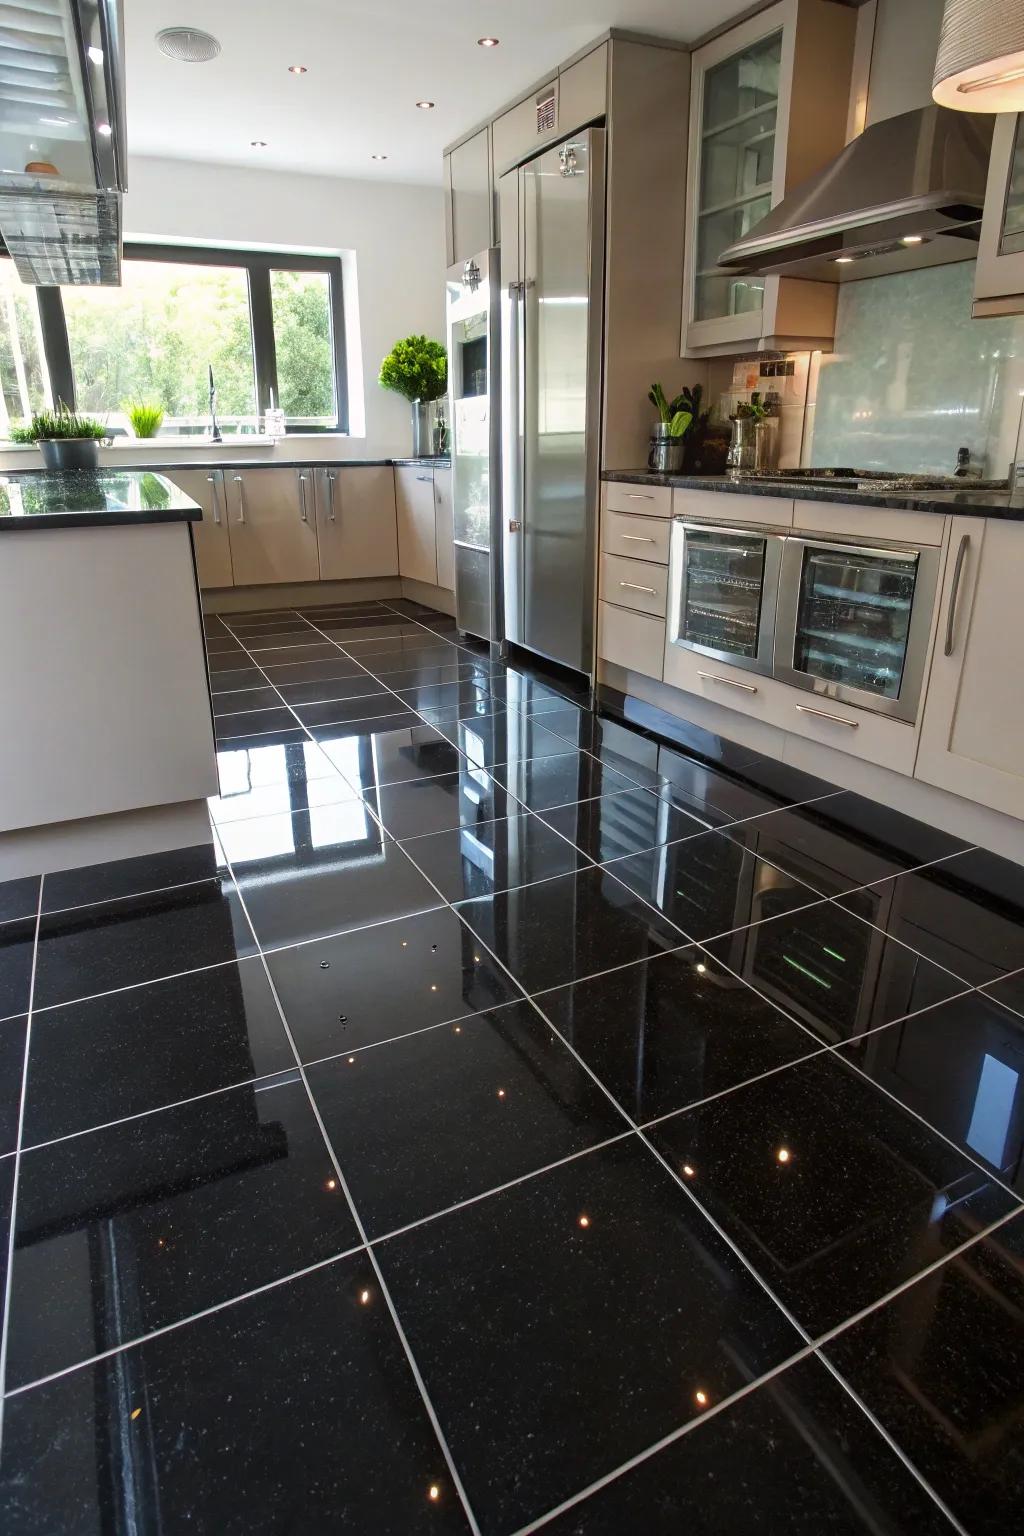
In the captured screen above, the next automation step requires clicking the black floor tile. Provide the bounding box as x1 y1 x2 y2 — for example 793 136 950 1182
42 843 219 914
377 1136 802 1533
297 603 391 620
836 988 1024 1193
822 1208 1024 1536
229 617 311 636
981 967 1024 1017
7 1076 359 1389
203 635 245 654
536 947 818 1126
32 878 257 1011
0 917 37 1020
22 958 296 1146
429 707 515 748
539 711 668 789
392 678 496 714
294 694 411 729
701 897 968 1046
208 664 267 692
492 750 641 811
308 709 423 742
360 646 469 676
0 1254 472 1535
215 707 301 741
0 1153 13 1322
211 739 353 822
262 655 368 687
265 905 518 1063
835 846 1024 988
373 766 519 839
498 666 590 714
231 628 315 650
602 830 822 945
456 864 685 994
212 685 283 716
338 632 461 660
244 642 341 667
232 829 441 951
401 811 589 902
652 747 806 828
733 756 841 806
375 662 488 692
541 787 708 863
275 672 385 706
218 797 378 866
0 875 40 924
537 1353 954 1535
309 998 623 1237
321 724 467 788
327 621 430 644
0 1014 27 1153
648 1051 1017 1336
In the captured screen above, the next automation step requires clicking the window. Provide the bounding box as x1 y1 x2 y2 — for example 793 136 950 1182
0 243 347 435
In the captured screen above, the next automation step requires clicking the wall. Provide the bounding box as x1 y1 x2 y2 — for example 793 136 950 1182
808 260 1024 475
122 155 445 460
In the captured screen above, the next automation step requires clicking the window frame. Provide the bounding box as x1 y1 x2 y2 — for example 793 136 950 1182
11 242 348 434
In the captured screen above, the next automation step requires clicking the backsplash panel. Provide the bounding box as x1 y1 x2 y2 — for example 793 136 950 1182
808 260 1024 476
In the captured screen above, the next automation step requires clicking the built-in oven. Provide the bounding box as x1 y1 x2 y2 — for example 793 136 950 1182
667 520 786 677
774 533 941 723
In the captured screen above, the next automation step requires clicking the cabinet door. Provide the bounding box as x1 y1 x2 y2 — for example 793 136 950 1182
974 112 1024 314
449 127 492 263
395 466 438 585
163 467 233 588
916 519 1024 821
433 466 455 590
315 466 398 580
225 468 320 586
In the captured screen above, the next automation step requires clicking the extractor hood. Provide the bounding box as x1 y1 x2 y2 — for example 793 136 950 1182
0 0 126 285
718 104 994 283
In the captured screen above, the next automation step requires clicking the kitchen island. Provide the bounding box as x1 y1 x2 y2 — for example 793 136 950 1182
0 471 217 878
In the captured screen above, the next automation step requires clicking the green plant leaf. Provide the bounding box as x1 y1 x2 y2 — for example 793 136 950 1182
668 410 692 439
379 335 448 403
125 401 165 438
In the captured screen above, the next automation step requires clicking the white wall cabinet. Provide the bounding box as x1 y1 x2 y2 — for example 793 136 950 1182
395 465 438 585
164 467 234 588
973 112 1024 318
315 466 398 580
224 468 320 586
915 518 1024 821
433 465 455 590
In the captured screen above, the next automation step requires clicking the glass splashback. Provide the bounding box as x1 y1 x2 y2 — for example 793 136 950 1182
679 527 767 659
792 544 918 701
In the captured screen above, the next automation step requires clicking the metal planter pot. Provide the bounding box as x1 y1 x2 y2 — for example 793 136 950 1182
39 437 101 472
647 423 685 473
410 400 432 458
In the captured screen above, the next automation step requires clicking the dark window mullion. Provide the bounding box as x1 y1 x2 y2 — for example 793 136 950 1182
36 288 75 410
247 263 277 420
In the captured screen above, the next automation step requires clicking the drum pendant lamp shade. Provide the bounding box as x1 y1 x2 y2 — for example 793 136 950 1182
933 1 1024 111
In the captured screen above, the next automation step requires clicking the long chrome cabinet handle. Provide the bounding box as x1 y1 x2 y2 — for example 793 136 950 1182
206 473 221 525
698 670 758 694
232 474 246 524
795 703 858 728
619 581 657 595
943 533 970 657
625 492 654 501
326 471 337 522
298 473 309 522
620 533 655 543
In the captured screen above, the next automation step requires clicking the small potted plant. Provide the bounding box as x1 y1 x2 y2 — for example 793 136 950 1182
647 384 692 472
126 401 165 439
24 403 108 471
379 335 448 456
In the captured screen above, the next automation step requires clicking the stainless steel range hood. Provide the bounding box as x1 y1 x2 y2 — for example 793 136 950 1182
0 0 126 285
718 105 994 283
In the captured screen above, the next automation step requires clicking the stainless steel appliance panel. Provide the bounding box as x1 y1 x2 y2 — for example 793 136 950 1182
499 168 524 649
667 519 784 677
447 247 502 641
775 535 940 723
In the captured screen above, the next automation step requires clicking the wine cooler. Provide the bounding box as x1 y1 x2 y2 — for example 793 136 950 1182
667 521 784 677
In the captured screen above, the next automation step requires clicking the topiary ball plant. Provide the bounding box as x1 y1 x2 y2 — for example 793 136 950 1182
379 335 448 403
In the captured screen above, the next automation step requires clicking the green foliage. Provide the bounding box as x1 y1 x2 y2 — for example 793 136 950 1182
126 401 165 438
271 270 335 418
733 390 769 423
667 410 692 438
648 382 700 438
8 423 35 443
27 403 106 440
379 334 447 403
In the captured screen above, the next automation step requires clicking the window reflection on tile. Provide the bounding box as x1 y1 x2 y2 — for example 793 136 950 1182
218 800 371 867
211 742 355 825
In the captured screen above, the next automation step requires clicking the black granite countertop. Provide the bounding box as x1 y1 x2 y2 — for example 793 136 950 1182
1 455 452 474
603 470 1024 522
0 470 201 531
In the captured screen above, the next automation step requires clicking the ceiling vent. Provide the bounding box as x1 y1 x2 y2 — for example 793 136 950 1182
156 27 222 63
536 87 557 135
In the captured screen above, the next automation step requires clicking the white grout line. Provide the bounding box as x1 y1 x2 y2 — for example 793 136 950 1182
0 874 44 1451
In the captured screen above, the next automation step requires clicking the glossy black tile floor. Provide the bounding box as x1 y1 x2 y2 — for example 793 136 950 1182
1 596 1023 1534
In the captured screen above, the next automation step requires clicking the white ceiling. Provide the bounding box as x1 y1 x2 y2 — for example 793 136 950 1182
125 0 755 184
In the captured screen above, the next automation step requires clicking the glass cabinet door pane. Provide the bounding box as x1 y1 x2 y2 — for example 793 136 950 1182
1000 114 1024 256
792 546 919 700
681 529 767 657
693 30 782 324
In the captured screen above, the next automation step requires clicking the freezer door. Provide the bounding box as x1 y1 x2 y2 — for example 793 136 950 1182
520 128 607 675
447 247 502 641
499 169 524 648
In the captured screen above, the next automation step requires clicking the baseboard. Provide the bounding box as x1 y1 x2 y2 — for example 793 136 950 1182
0 798 213 881
400 577 456 617
203 577 403 613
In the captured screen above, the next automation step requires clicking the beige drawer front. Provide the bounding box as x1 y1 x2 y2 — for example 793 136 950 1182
598 602 664 680
600 553 668 617
792 499 945 547
672 487 794 528
604 481 673 518
602 509 670 565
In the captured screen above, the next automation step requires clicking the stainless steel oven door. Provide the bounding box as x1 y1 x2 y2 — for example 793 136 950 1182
775 534 940 723
667 519 784 678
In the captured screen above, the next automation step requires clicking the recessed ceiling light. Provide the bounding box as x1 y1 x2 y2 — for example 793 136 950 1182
156 27 221 64
901 235 924 245
416 100 435 109
250 139 267 148
97 122 112 136
372 153 388 160
477 37 500 48
288 64 308 74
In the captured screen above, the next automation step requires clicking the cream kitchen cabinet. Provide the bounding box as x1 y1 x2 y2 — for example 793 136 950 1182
490 43 608 177
433 466 455 590
314 466 398 581
916 518 1024 821
395 465 438 585
682 0 855 355
224 467 320 586
973 113 1024 318
445 127 493 267
164 467 233 589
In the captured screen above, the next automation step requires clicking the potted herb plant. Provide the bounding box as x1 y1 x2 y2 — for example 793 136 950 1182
24 404 108 471
379 335 448 456
647 384 693 472
126 401 165 439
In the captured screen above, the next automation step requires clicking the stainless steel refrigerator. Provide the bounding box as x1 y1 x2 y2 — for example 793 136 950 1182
500 128 607 677
446 247 502 644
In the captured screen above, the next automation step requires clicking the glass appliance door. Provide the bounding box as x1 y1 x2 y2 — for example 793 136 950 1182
669 521 782 675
